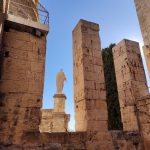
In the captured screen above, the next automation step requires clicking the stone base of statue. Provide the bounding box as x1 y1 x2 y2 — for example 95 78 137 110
40 93 70 133
53 93 66 113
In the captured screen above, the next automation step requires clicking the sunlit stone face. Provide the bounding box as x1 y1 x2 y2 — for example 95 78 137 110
33 0 39 5
135 0 150 77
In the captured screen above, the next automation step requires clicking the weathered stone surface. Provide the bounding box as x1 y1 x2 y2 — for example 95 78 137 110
136 95 150 150
40 109 70 133
73 19 108 132
135 0 150 77
134 2 150 149
73 19 115 150
0 132 87 149
0 130 145 150
0 1 149 148
0 27 46 144
54 94 66 113
111 131 143 150
113 39 148 131
40 93 70 133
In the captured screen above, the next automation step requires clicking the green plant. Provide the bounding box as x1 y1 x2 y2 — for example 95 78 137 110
102 44 123 130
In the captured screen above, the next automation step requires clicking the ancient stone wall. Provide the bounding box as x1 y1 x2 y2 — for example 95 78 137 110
134 0 150 77
137 95 150 150
111 131 143 150
0 132 87 150
0 130 144 150
0 0 148 147
40 109 53 132
40 109 70 133
0 28 46 144
113 39 148 131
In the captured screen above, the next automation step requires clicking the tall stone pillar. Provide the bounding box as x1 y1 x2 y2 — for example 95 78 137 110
134 0 150 77
113 39 148 131
134 1 150 149
73 20 114 150
0 0 49 144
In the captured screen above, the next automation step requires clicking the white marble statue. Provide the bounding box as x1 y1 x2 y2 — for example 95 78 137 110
56 69 66 94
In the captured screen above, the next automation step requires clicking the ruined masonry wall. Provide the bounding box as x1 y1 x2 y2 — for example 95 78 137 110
0 131 144 150
40 109 70 133
0 29 46 144
40 94 70 133
0 17 146 150
113 39 148 131
40 110 53 133
137 95 150 150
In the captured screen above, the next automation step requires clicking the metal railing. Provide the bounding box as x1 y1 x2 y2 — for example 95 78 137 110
7 0 49 26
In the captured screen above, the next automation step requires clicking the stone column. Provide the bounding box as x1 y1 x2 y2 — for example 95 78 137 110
134 2 150 149
73 20 114 150
134 0 150 77
113 39 148 131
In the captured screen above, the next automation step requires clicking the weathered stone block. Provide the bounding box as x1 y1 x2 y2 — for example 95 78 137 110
5 29 30 42
87 120 108 132
21 94 42 108
121 106 139 131
4 35 33 51
28 80 44 94
30 61 45 73
0 80 28 93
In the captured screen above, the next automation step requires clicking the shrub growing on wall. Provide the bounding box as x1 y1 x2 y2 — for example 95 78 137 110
102 44 123 130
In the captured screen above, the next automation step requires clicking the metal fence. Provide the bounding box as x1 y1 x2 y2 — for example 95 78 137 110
8 0 49 26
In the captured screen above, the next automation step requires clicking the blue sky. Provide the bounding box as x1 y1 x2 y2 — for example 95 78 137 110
40 0 149 130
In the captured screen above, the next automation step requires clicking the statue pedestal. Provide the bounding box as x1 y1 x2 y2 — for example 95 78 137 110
53 93 66 113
